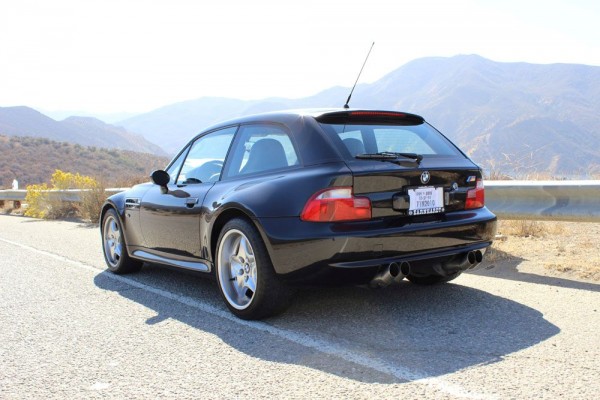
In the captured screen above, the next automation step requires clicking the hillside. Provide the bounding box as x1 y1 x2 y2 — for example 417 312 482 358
350 55 600 176
0 106 165 155
0 135 169 188
117 55 600 176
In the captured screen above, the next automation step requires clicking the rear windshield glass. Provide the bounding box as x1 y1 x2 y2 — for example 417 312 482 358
319 122 463 159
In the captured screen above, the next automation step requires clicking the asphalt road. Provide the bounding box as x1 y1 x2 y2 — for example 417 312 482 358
0 214 598 399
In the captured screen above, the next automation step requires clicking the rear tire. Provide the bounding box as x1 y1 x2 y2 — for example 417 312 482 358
406 271 462 285
215 218 292 320
101 208 143 274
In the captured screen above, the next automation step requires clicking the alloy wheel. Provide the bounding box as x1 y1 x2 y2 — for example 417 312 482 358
217 229 258 310
103 214 122 268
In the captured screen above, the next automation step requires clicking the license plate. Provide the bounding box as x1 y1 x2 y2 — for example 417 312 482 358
408 187 444 216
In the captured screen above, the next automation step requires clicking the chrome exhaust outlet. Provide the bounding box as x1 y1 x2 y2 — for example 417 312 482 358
370 261 409 288
393 261 411 284
467 251 477 265
442 250 484 273
475 250 483 263
468 250 484 269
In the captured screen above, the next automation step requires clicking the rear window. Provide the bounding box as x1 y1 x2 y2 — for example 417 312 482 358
320 122 463 159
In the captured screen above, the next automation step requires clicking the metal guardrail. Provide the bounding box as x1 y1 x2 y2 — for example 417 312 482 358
0 189 126 203
485 180 600 222
0 190 27 201
1 181 600 222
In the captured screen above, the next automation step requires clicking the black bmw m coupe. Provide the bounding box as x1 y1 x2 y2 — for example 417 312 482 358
101 109 497 319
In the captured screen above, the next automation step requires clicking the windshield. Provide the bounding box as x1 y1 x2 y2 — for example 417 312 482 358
319 122 463 159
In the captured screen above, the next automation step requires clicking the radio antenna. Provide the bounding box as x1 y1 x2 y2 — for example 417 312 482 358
343 41 375 109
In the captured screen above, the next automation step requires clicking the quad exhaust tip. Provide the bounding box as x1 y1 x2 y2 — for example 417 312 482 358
369 250 484 287
370 261 411 288
467 250 484 269
446 250 485 271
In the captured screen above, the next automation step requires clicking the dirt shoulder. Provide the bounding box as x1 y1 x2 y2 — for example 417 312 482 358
475 220 600 283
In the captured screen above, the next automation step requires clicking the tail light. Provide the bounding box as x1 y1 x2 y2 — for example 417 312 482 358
465 179 485 209
301 187 371 222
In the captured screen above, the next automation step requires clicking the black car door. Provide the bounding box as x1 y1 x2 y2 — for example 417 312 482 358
139 126 237 260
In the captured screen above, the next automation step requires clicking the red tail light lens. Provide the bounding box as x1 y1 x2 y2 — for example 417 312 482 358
349 111 406 118
465 179 485 209
301 187 372 222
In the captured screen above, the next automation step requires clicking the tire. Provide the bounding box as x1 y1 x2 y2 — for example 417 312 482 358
215 218 292 320
101 208 143 274
406 271 463 285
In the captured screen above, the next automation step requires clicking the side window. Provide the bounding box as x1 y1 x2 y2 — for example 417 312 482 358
224 124 299 178
177 126 237 185
165 147 189 184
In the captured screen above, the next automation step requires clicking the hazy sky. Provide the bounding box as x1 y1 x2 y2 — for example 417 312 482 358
1 0 599 115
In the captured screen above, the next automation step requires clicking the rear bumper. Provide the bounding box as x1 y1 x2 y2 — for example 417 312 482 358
256 207 497 282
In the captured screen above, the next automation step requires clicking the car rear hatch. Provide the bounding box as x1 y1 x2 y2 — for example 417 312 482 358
316 110 485 221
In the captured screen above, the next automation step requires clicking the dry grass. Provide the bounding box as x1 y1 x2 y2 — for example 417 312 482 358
499 220 547 237
498 220 566 238
486 170 513 180
544 262 600 281
45 199 79 220
491 220 600 281
112 175 151 188
79 185 108 223
482 245 509 263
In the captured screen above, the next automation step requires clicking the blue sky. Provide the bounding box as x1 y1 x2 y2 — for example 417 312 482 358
1 0 599 115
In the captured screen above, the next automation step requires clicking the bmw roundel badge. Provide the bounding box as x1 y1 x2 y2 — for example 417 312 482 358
420 171 430 184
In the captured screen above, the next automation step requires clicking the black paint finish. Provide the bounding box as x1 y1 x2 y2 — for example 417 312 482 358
101 109 497 284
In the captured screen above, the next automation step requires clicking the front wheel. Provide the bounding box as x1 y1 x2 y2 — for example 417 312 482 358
215 218 292 320
101 208 143 274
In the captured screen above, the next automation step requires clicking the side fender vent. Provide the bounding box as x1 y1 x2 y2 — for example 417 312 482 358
125 198 141 209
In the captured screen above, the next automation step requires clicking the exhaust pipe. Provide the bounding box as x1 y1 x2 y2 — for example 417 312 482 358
394 261 411 283
469 250 483 269
370 261 410 288
442 250 485 273
467 251 477 265
465 250 484 268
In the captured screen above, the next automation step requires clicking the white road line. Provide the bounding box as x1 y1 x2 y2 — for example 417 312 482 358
0 236 493 399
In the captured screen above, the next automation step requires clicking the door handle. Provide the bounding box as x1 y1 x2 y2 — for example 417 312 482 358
185 198 199 208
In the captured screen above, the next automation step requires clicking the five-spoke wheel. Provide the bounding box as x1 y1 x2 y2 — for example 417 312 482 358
101 208 142 274
217 229 258 310
103 213 122 268
216 218 292 319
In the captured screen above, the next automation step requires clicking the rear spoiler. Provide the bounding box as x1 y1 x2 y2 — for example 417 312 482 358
315 110 424 125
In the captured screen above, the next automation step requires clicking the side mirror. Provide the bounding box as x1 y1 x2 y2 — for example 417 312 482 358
151 170 170 192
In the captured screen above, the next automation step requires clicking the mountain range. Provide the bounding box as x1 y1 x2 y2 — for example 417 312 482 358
0 106 165 155
117 55 600 177
2 55 599 177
